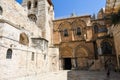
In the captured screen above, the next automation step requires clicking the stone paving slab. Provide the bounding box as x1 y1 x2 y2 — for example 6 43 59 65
38 70 120 80
67 70 120 80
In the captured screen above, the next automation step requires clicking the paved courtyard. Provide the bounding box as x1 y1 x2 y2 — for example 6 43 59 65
39 70 120 80
67 70 120 80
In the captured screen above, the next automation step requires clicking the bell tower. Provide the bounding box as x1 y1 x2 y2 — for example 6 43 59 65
22 0 54 45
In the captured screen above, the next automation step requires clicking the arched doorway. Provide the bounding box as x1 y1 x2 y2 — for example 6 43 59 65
101 41 116 70
61 47 73 70
6 49 12 59
63 58 72 70
101 41 112 55
75 47 88 70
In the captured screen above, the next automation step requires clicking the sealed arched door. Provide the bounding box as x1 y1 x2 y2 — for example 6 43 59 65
75 47 88 69
101 41 116 70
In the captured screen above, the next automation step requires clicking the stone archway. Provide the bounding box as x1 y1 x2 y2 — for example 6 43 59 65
75 47 88 69
61 46 73 58
100 40 116 70
58 21 72 41
60 46 73 70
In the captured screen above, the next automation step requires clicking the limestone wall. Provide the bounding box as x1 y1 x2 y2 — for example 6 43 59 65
0 0 41 37
44 1 54 45
0 18 59 79
111 24 120 68
0 0 60 80
112 24 120 56
48 47 59 71
0 21 47 80
22 0 54 45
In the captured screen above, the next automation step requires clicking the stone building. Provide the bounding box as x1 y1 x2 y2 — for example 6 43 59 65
105 0 120 69
0 0 59 80
91 8 117 70
53 15 94 70
112 23 120 69
0 0 119 80
53 9 117 70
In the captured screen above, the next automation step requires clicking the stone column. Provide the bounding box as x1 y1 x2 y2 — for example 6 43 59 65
98 47 102 55
113 34 120 68
72 49 77 69
71 58 76 70
116 54 120 68
59 58 63 70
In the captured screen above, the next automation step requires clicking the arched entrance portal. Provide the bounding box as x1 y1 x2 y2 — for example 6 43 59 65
63 58 72 70
101 41 116 70
61 47 73 70
101 41 112 55
75 47 88 69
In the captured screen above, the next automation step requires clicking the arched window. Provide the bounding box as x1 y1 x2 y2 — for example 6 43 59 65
0 6 3 15
64 29 69 37
76 27 81 35
6 49 12 59
31 52 35 61
94 25 98 33
28 14 37 22
101 42 112 54
34 0 38 8
27 1 31 9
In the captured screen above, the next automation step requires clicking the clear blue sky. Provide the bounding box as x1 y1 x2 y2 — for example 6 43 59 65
16 0 106 18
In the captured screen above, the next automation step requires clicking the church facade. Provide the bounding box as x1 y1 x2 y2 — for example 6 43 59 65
53 9 117 70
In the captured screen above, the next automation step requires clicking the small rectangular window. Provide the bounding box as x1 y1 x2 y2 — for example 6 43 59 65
34 1 38 8
76 27 81 35
64 29 69 37
31 52 35 61
6 49 12 59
